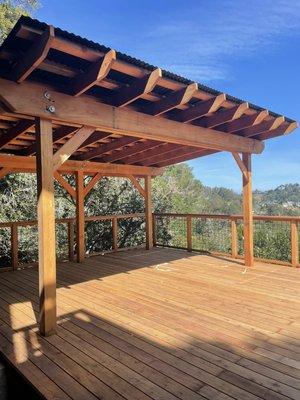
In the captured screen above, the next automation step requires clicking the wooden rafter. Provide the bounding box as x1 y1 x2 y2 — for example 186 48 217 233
218 110 269 133
52 126 95 171
98 140 161 163
0 120 34 149
142 145 200 166
148 83 198 116
83 172 103 197
0 78 265 154
76 131 111 151
197 102 249 129
121 143 178 165
68 49 116 96
238 116 285 137
111 68 162 107
127 175 145 197
179 93 226 123
255 121 298 141
157 149 216 167
22 125 78 156
78 136 139 161
9 25 55 82
54 171 76 198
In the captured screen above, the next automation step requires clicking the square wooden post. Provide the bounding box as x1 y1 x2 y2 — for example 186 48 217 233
242 153 254 267
75 170 85 262
36 118 57 336
145 175 153 249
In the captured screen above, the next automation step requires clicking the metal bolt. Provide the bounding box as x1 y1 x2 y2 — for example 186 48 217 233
44 91 51 100
46 105 55 113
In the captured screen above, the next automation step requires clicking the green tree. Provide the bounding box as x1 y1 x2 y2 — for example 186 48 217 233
0 0 39 43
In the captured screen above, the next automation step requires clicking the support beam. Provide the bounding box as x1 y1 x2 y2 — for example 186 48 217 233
111 68 162 107
0 167 11 180
0 120 34 149
52 126 95 170
148 83 198 116
127 175 145 197
0 154 163 176
35 117 56 336
76 131 111 150
54 171 76 198
145 175 153 249
9 25 55 82
231 152 248 182
68 49 116 96
0 78 265 154
242 153 254 267
75 170 85 262
179 94 226 123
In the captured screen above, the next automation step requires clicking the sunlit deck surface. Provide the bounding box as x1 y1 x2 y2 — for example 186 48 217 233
0 247 299 400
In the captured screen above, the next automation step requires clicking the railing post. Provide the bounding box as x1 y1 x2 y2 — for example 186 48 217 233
291 220 299 267
187 215 192 252
112 217 118 252
11 223 18 270
231 218 238 258
152 214 156 246
68 220 74 261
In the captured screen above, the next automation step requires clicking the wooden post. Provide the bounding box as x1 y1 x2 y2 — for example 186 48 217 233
75 170 85 262
187 216 192 252
36 117 57 336
145 175 153 249
11 223 18 270
153 214 157 246
112 217 118 251
68 220 74 261
291 220 299 267
242 153 254 267
231 218 238 258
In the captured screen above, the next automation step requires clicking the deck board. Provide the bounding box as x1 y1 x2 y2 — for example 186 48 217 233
0 248 299 399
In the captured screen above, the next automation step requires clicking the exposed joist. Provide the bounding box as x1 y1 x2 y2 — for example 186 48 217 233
255 121 298 141
110 68 162 107
179 94 226 123
77 136 139 161
0 120 34 149
0 78 265 154
142 145 201 166
196 102 248 129
148 83 198 116
53 126 95 170
238 116 285 138
54 171 76 198
157 149 215 167
218 110 269 133
9 25 55 82
76 131 111 150
0 154 163 175
22 125 79 156
99 140 161 163
121 143 178 165
68 49 116 96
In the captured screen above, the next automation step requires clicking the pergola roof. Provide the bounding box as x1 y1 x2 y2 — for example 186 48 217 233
0 16 297 169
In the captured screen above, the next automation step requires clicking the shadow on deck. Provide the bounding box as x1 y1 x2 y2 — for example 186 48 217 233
0 247 299 400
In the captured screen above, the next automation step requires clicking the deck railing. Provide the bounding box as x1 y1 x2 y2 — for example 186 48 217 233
0 213 145 271
153 213 300 268
1 212 299 270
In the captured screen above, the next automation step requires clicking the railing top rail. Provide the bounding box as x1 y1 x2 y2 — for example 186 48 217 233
0 213 145 228
154 212 300 222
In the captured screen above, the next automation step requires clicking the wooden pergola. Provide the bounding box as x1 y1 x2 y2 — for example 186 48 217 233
0 16 297 336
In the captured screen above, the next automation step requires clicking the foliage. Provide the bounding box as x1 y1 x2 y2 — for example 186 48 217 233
0 0 39 43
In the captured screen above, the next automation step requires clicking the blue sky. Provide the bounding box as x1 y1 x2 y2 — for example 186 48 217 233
35 0 300 192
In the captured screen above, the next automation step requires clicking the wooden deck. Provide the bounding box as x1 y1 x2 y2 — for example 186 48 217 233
0 248 299 400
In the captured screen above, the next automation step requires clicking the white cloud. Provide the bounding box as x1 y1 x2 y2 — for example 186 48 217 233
143 0 300 82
